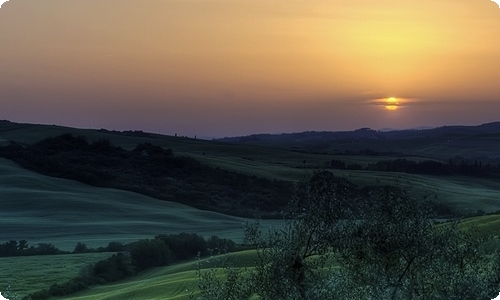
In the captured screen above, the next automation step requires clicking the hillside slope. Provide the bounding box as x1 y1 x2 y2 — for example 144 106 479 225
0 158 281 250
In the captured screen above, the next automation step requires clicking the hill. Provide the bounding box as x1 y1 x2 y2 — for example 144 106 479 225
1 120 500 218
0 134 292 217
0 158 282 250
218 122 500 161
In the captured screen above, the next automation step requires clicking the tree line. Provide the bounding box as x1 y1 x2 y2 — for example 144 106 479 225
330 157 500 178
0 240 65 257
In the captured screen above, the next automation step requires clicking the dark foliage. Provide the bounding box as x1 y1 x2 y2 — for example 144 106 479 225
130 239 173 271
73 242 91 254
206 235 237 254
0 240 67 257
329 157 500 179
0 134 293 217
155 232 208 261
92 252 136 283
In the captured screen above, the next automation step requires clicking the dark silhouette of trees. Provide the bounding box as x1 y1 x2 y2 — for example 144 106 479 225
130 239 173 271
329 157 500 179
0 240 67 257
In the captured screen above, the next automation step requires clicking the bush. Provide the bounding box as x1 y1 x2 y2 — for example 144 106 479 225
92 253 136 283
206 235 237 254
130 239 173 271
155 233 207 260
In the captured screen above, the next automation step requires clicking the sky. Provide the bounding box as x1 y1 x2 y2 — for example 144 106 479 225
0 0 499 137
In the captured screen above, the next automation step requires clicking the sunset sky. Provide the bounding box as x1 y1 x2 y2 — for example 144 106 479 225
1 0 499 137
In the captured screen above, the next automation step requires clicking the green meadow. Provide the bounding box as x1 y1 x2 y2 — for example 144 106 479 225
0 157 283 251
58 250 259 300
0 253 113 297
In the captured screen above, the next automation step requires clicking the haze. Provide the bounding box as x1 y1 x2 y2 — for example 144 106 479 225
1 0 499 137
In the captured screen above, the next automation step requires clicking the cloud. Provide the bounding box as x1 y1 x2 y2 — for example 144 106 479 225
493 292 500 300
0 293 7 300
0 0 9 9
492 0 500 8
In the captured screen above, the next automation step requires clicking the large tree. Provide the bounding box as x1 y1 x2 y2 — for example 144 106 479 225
195 171 500 300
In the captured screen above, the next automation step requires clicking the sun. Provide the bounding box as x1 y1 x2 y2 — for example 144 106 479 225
385 97 399 111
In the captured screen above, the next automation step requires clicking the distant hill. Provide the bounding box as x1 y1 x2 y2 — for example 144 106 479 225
219 122 500 142
218 122 500 161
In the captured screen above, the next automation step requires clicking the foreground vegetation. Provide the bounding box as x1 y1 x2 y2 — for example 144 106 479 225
195 172 500 299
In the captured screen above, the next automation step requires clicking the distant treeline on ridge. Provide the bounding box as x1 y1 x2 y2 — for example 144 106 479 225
330 158 500 178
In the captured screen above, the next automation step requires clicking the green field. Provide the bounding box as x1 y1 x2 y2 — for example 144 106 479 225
0 250 258 299
457 214 500 237
0 158 283 251
58 250 258 300
0 252 113 297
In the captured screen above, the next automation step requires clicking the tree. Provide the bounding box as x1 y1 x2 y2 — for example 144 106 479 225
336 186 500 299
130 239 173 271
155 233 207 260
206 236 237 254
17 240 28 252
195 171 500 300
73 242 89 253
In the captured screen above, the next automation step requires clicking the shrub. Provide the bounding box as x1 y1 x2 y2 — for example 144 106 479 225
130 239 173 271
155 233 207 260
92 253 136 283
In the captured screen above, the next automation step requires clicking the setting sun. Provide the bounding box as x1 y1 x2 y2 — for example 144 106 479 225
385 97 399 111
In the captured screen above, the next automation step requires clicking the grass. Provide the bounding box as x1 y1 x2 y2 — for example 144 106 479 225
329 170 500 213
457 214 500 237
58 250 259 300
0 252 113 297
0 158 283 251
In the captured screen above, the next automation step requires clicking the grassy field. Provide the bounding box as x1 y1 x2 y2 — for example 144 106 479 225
457 214 500 237
329 170 500 213
0 158 283 251
0 252 113 297
55 250 259 300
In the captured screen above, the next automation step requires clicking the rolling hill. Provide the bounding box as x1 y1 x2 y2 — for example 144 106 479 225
0 157 282 251
1 120 500 299
218 122 500 161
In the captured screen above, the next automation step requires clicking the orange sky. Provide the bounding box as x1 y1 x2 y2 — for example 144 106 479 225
0 0 499 137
